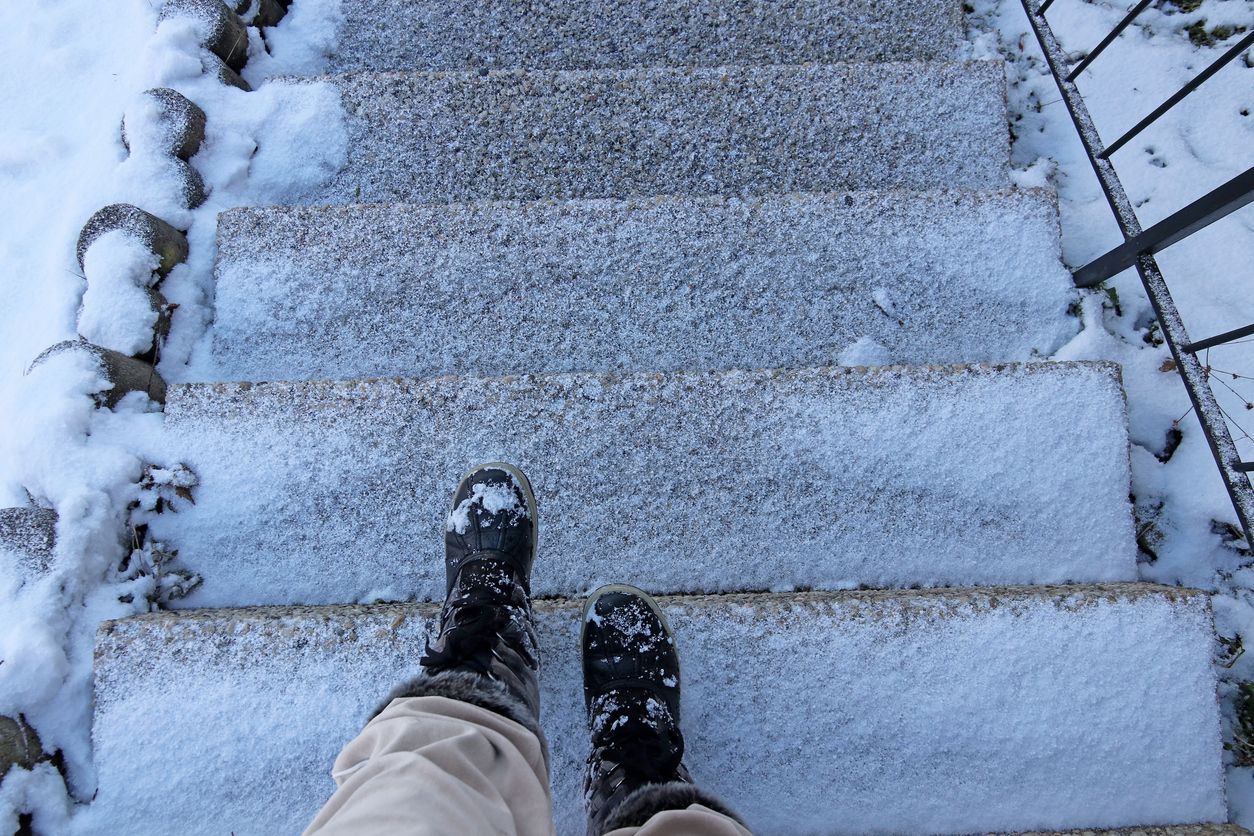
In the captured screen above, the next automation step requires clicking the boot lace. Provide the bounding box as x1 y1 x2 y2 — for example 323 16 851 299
587 688 687 790
420 581 537 676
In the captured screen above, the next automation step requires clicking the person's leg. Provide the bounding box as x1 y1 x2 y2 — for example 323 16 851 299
581 585 751 836
305 463 554 836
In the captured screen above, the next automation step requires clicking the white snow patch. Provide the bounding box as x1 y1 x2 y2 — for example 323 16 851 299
241 0 346 81
837 336 894 366
446 479 527 535
871 286 897 318
78 231 161 356
1009 155 1056 190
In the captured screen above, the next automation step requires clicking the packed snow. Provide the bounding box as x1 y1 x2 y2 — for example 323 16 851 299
77 231 162 356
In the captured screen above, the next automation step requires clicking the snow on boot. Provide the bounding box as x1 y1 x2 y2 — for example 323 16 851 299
376 463 543 739
581 584 743 835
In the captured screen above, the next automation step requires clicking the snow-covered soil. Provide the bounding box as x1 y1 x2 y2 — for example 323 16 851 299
0 0 1250 829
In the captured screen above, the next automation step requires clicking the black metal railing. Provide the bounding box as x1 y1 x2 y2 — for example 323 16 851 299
1021 0 1254 544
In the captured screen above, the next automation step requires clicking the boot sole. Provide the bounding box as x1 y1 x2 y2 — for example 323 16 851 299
453 461 538 566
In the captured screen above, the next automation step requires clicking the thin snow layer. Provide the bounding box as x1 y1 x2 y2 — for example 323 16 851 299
150 362 1136 606
328 0 961 70
80 586 1224 835
0 507 57 582
301 61 1010 205
205 190 1075 382
77 230 160 356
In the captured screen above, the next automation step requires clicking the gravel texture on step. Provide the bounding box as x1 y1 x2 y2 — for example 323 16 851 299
150 362 1136 606
209 189 1075 382
82 585 1224 834
328 0 962 71
0 507 57 581
300 62 1009 205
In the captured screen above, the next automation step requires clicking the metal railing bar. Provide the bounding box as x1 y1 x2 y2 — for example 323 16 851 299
1185 323 1254 354
1072 165 1254 287
1022 0 1254 544
1133 252 1254 537
1239 462 1254 473
1099 29 1254 159
1066 0 1154 82
1037 0 1057 15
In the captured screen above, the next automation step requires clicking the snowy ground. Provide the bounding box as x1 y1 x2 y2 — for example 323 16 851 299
0 0 1250 829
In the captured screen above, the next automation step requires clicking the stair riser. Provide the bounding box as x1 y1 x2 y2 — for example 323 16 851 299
304 62 1010 205
329 0 962 71
150 363 1136 606
211 190 1074 382
86 586 1225 834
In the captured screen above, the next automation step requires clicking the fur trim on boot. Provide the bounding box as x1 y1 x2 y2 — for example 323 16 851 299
370 670 544 742
599 780 745 833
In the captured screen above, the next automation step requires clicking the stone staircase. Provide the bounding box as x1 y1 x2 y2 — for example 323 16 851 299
85 0 1228 832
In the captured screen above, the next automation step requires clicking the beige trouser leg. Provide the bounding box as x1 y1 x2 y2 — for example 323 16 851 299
305 694 750 836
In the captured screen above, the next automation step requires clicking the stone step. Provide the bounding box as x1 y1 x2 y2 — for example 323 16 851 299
82 585 1225 834
300 61 1009 205
209 189 1074 382
0 507 56 583
150 362 1136 607
327 0 962 72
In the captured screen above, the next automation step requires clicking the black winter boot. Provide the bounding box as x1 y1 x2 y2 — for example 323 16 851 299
376 463 543 738
581 585 743 835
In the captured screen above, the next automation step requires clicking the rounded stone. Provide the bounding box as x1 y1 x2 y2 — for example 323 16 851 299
240 0 287 27
27 340 168 407
0 715 44 781
77 204 189 277
160 0 250 72
214 56 252 92
175 159 209 209
121 88 207 161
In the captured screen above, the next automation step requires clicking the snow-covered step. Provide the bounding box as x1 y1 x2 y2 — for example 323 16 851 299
82 585 1224 835
303 62 1010 205
150 362 1136 607
210 189 1075 382
328 0 962 72
0 507 56 582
